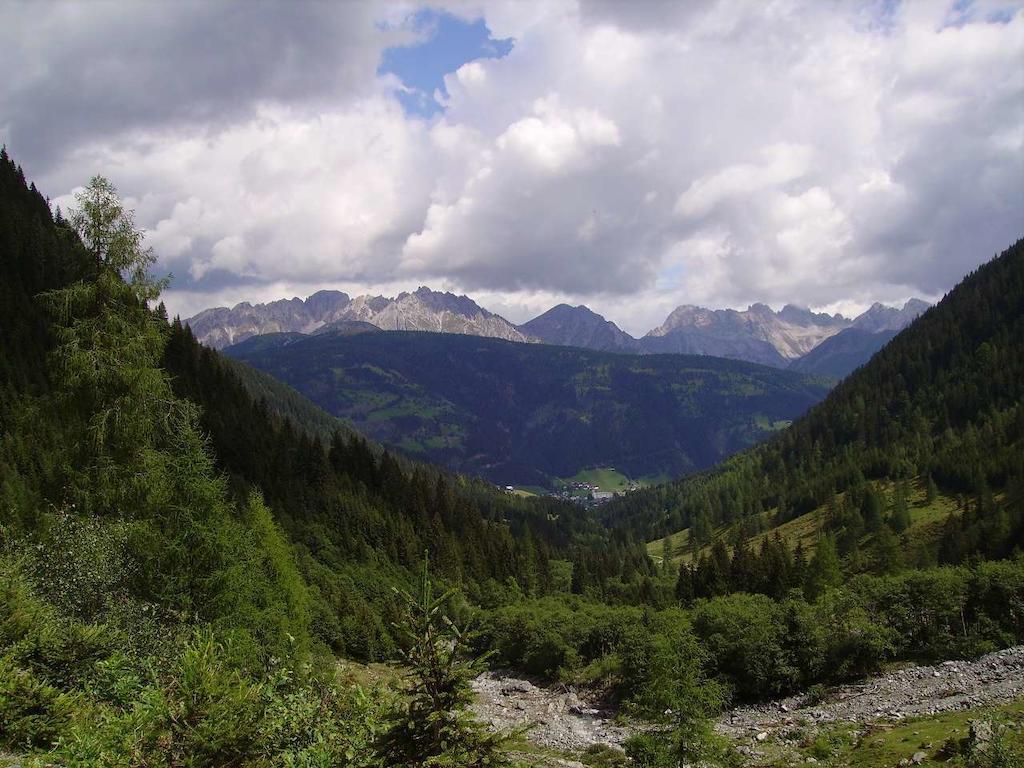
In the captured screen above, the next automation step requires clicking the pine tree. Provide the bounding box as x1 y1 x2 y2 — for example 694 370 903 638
675 564 695 605
890 483 911 533
661 535 674 573
804 535 842 600
33 176 309 659
42 176 169 514
378 558 512 767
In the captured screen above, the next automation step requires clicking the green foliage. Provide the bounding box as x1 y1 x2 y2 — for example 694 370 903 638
480 557 1024 711
618 610 723 723
804 534 842 600
0 176 312 666
604 240 1024 578
580 744 628 767
377 563 511 767
623 733 677 768
58 632 266 766
625 720 740 768
0 653 76 750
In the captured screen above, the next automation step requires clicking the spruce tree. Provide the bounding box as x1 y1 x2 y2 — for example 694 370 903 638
804 535 842 600
378 558 511 767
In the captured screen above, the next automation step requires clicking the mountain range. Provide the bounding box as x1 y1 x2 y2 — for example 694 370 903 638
185 286 533 348
187 289 928 378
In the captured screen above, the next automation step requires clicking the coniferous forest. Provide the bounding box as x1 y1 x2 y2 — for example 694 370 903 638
1 151 1022 766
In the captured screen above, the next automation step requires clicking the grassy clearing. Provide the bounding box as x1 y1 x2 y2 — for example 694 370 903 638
726 698 1024 767
753 415 793 431
833 699 1023 767
512 487 540 498
647 477 966 566
564 468 634 492
561 468 665 494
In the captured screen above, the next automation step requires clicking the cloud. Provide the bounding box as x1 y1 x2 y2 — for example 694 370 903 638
3 0 1022 330
674 144 814 219
0 2 412 177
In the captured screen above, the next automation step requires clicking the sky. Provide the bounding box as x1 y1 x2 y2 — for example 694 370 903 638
1 0 1022 335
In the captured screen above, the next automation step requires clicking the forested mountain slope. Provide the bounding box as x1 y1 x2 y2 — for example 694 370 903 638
0 147 651 662
163 320 654 657
603 240 1024 576
224 329 831 488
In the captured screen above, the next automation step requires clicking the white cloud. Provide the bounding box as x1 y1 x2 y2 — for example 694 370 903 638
675 144 814 219
4 0 1022 330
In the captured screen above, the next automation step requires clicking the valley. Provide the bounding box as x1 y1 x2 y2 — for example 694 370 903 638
224 329 831 489
1 42 1021 765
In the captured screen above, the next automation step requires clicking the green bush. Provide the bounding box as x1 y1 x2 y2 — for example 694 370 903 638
0 653 76 750
691 593 799 700
624 733 677 768
581 743 627 767
56 632 266 767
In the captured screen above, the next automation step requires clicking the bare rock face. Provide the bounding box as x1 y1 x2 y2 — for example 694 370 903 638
852 299 930 333
185 291 352 349
187 284 929 371
640 303 850 366
641 299 929 369
354 287 536 342
185 287 534 348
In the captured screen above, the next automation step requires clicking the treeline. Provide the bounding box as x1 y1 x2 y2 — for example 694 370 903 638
672 477 1024 605
603 240 1024 565
479 557 1024 706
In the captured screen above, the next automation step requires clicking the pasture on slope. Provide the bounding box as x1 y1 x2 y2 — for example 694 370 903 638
648 477 963 567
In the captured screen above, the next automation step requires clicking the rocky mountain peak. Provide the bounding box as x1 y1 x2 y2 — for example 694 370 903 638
186 286 533 348
852 298 929 333
518 303 637 351
778 304 848 327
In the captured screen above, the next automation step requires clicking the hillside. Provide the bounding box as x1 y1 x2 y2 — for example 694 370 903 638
0 149 647 661
607 239 1024 595
224 329 832 488
787 327 899 379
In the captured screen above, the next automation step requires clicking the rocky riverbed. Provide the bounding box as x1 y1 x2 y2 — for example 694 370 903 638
717 645 1024 742
471 672 636 753
472 645 1024 761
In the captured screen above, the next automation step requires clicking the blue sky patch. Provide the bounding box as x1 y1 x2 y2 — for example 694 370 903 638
379 9 513 118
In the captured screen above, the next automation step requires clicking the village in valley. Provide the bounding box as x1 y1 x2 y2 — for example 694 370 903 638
504 467 644 507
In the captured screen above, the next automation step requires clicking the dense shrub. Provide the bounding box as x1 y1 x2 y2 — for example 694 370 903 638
0 654 76 750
